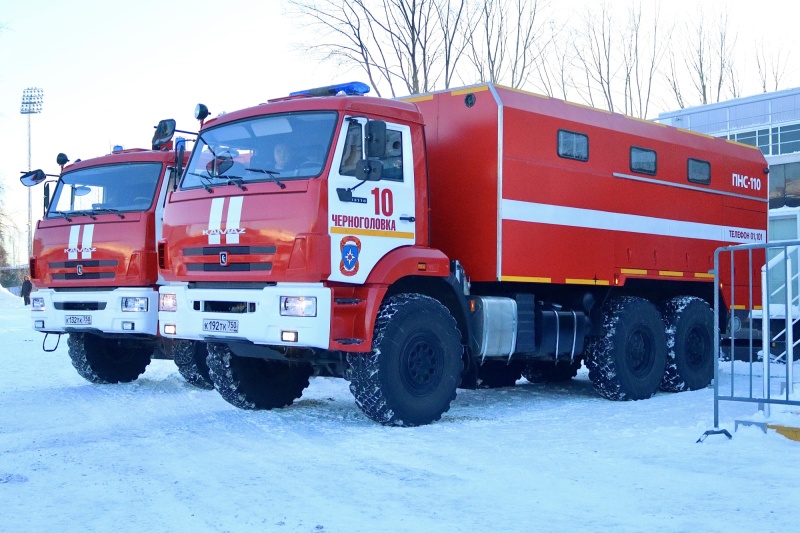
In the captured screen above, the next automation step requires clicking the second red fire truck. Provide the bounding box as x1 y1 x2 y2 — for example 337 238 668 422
156 82 768 426
22 125 212 388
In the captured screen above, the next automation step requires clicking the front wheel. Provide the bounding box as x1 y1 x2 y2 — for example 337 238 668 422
172 340 214 389
67 332 152 384
206 343 312 410
346 294 463 426
585 296 667 401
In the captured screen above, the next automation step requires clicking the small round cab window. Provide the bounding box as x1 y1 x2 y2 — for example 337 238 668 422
181 112 337 190
47 162 162 218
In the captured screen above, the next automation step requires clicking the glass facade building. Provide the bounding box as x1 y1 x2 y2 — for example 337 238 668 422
657 87 800 209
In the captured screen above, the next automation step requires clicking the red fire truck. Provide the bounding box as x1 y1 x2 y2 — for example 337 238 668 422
156 82 768 426
22 124 212 388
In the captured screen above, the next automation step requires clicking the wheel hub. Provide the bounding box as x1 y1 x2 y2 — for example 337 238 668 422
400 332 443 395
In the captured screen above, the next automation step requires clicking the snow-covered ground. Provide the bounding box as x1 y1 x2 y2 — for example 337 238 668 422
1 286 798 532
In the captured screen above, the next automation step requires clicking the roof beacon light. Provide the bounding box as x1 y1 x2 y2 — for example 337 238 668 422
290 81 370 98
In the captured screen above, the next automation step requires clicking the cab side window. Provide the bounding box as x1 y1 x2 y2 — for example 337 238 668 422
339 121 363 176
379 129 404 181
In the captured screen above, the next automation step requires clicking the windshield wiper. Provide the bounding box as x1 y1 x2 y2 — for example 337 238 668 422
186 171 216 193
224 176 247 191
69 210 97 220
92 208 125 219
51 210 73 222
246 168 286 189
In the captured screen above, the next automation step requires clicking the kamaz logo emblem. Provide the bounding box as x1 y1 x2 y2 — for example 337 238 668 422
64 247 97 254
220 252 228 267
202 228 245 236
76 265 84 276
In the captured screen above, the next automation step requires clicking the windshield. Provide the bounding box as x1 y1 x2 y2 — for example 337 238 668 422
180 111 337 190
47 162 162 218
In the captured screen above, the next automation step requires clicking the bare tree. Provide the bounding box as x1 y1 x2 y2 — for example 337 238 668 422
621 2 667 118
435 0 471 89
464 0 550 89
676 6 736 106
573 3 617 111
290 0 452 97
533 20 573 99
755 39 790 93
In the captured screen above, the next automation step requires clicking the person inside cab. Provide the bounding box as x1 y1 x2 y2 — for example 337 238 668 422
273 143 295 173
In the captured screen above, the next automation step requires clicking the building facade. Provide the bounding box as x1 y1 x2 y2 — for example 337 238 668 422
657 87 800 209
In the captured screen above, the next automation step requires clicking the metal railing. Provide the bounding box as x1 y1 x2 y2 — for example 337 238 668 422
709 240 800 438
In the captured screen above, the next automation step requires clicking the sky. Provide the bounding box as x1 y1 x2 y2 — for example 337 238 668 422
0 0 798 265
1 287 798 532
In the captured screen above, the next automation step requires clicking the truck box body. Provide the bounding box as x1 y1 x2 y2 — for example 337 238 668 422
409 85 768 288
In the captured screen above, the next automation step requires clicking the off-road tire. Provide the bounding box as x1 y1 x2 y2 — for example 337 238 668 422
346 294 462 426
67 332 152 384
523 360 581 383
173 340 214 389
476 360 524 388
660 296 714 392
206 343 312 410
585 296 667 401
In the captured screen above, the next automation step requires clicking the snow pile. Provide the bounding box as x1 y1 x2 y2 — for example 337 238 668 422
0 285 23 308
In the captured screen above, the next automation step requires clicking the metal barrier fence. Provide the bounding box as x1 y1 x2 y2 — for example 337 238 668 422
708 240 800 439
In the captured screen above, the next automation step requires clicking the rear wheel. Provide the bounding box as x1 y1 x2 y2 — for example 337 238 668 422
172 340 214 389
585 296 667 401
67 332 152 384
206 343 312 410
523 360 581 383
660 296 714 392
346 294 462 426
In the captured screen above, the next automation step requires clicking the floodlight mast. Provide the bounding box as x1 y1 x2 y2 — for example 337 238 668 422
20 87 44 261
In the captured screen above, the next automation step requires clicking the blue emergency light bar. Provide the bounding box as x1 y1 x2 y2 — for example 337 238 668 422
289 81 370 98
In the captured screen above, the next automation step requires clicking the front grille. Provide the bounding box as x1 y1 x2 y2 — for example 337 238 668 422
52 272 116 280
195 301 256 313
183 245 276 256
49 260 118 268
54 302 107 311
187 263 272 272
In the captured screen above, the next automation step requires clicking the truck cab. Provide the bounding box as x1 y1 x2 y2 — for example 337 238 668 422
23 132 210 386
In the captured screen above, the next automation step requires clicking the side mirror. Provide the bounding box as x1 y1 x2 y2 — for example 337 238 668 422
73 185 91 197
152 119 177 150
365 120 387 158
354 159 383 181
207 153 234 176
20 169 47 187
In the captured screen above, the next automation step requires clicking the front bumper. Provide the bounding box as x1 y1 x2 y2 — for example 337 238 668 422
158 283 332 349
31 287 159 336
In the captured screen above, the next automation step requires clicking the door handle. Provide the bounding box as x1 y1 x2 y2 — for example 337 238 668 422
399 216 415 222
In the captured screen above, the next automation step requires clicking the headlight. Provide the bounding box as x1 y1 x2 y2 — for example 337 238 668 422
159 293 177 312
280 296 317 317
122 297 149 312
31 297 45 311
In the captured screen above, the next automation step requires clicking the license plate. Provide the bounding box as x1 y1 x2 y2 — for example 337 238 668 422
203 319 239 333
65 315 91 325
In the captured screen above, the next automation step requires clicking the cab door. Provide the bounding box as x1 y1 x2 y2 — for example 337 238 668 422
327 117 416 284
